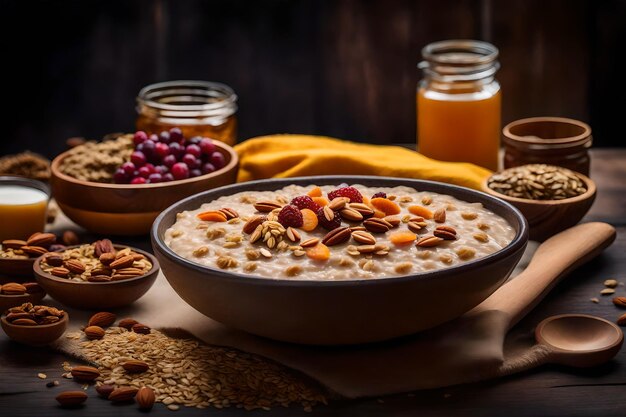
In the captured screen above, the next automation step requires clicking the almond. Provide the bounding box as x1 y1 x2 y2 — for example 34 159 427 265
110 255 134 270
122 359 149 373
340 207 364 222
114 267 144 277
56 390 88 406
253 201 282 212
1 239 27 249
12 318 38 326
64 259 86 274
109 387 139 403
51 267 70 278
351 230 376 245
300 237 320 248
71 366 100 381
90 266 113 276
356 244 377 254
84 325 105 340
1 282 26 295
88 312 116 327
22 282 44 294
285 227 301 242
44 253 64 267
383 216 401 228
322 205 335 222
98 252 116 266
363 218 392 233
348 203 375 219
618 313 626 326
433 207 446 223
218 207 239 220
407 221 425 233
242 215 266 234
136 386 156 410
433 227 457 241
94 239 115 257
322 227 351 246
6 312 35 322
96 384 115 398
21 245 48 256
329 197 350 211
132 323 151 334
26 232 56 248
416 235 444 248
613 297 626 309
118 318 138 330
87 275 112 282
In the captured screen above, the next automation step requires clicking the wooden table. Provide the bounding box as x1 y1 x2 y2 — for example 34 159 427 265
1 149 625 416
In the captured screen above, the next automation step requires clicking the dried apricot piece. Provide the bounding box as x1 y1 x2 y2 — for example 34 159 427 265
306 243 330 261
197 211 227 222
300 209 319 232
312 196 329 207
373 209 386 218
370 197 401 215
307 186 323 197
389 231 417 245
408 205 434 219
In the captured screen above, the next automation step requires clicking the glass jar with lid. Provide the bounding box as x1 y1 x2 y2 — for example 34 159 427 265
417 40 501 171
136 80 238 145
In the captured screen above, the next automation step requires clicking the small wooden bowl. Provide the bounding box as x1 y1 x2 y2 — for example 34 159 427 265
0 291 46 314
0 257 36 281
1 311 68 346
482 171 596 241
33 245 160 310
50 141 238 236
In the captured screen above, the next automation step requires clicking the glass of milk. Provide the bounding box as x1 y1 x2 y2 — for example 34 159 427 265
0 176 50 241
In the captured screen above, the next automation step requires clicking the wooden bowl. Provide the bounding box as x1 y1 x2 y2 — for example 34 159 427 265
33 245 160 310
0 257 36 281
0 291 46 314
1 311 68 346
152 176 528 345
482 172 596 242
50 141 238 235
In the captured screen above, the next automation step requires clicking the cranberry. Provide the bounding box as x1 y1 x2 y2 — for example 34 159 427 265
188 136 202 145
130 151 147 166
148 134 159 142
199 138 216 155
155 142 170 158
171 162 190 180
169 127 183 143
138 166 152 178
158 131 171 144
148 173 163 183
190 169 202 177
113 168 129 184
163 173 174 182
201 162 216 174
186 144 202 158
210 152 226 169
182 153 199 169
131 177 147 185
168 142 184 159
162 154 177 167
133 131 148 145
121 162 135 176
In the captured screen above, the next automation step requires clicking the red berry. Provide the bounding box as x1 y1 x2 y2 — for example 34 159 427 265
186 144 202 158
130 177 146 185
133 131 148 145
210 152 226 169
199 138 216 155
130 151 147 166
171 162 190 180
316 207 342 230
169 127 183 143
328 186 363 203
290 195 321 212
371 192 387 199
138 166 151 178
155 142 170 158
277 205 304 228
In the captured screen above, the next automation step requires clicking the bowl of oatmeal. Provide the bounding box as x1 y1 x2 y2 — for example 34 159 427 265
152 176 528 345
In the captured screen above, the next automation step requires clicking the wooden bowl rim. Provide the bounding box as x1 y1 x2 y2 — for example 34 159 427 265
0 291 45 299
33 244 160 286
1 310 69 330
50 140 238 190
502 116 591 145
482 171 596 206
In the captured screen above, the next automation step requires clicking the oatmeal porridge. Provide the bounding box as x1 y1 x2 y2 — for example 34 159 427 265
164 184 515 280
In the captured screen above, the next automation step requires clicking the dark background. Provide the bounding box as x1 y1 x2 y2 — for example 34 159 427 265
1 0 624 158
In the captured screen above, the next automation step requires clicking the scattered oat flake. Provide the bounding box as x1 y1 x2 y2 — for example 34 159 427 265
37 373 47 379
604 279 619 288
167 404 180 411
590 297 600 303
601 288 616 295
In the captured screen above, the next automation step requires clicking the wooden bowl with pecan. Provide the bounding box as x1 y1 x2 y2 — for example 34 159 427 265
0 233 60 280
0 282 46 313
32 240 160 310
1 305 68 346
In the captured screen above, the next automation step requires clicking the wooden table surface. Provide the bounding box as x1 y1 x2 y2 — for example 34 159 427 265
1 149 625 417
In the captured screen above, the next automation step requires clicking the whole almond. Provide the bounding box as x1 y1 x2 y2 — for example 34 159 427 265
96 384 115 398
109 387 139 403
6 312 34 322
56 390 88 406
242 215 266 234
61 230 80 246
71 366 100 381
26 232 56 248
286 227 301 242
1 239 27 249
64 259 86 274
351 230 376 245
90 266 113 276
44 253 64 267
136 386 156 410
87 275 112 282
613 297 626 308
322 227 351 246
300 237 320 248
433 229 457 241
84 325 105 340
356 244 377 254
12 318 38 326
363 218 391 233
348 203 375 219
1 282 26 295
99 252 116 266
617 313 626 327
253 201 282 212
88 312 116 327
22 282 44 294
110 255 134 270
115 267 144 277
51 267 70 278
21 245 48 256
218 207 239 220
416 235 444 248
329 197 350 211
322 205 335 222
433 207 446 223
340 208 364 222
383 216 401 228
94 239 115 257
122 360 149 373
132 323 151 334
118 318 139 330
407 221 424 233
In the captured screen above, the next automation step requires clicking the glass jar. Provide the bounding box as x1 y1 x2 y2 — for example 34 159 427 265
417 40 501 171
502 117 592 176
136 80 238 145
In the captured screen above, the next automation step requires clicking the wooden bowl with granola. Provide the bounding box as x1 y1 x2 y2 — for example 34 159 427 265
1 304 68 346
32 240 160 309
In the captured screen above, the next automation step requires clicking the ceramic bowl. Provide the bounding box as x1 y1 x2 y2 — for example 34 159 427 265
1 311 68 346
482 171 596 242
152 176 529 345
33 245 160 310
50 141 238 235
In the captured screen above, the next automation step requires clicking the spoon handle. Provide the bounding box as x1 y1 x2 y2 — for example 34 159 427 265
470 222 615 329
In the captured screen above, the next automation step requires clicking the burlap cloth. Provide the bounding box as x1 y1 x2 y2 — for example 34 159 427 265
52 238 552 399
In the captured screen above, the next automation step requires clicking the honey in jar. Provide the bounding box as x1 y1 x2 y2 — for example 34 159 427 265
0 177 49 242
417 40 501 171
136 81 238 145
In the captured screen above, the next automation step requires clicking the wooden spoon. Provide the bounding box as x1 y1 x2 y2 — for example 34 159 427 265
534 314 623 367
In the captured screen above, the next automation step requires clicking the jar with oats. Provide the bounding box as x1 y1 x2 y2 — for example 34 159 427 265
136 80 238 145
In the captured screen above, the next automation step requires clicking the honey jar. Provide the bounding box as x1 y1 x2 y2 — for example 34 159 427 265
417 40 501 171
136 80 238 145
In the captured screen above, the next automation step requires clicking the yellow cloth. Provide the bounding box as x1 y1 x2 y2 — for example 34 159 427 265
234 135 492 190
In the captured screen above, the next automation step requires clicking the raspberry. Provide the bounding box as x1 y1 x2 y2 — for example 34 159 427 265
290 195 321 212
371 192 387 199
277 204 303 228
327 186 363 203
316 207 342 230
